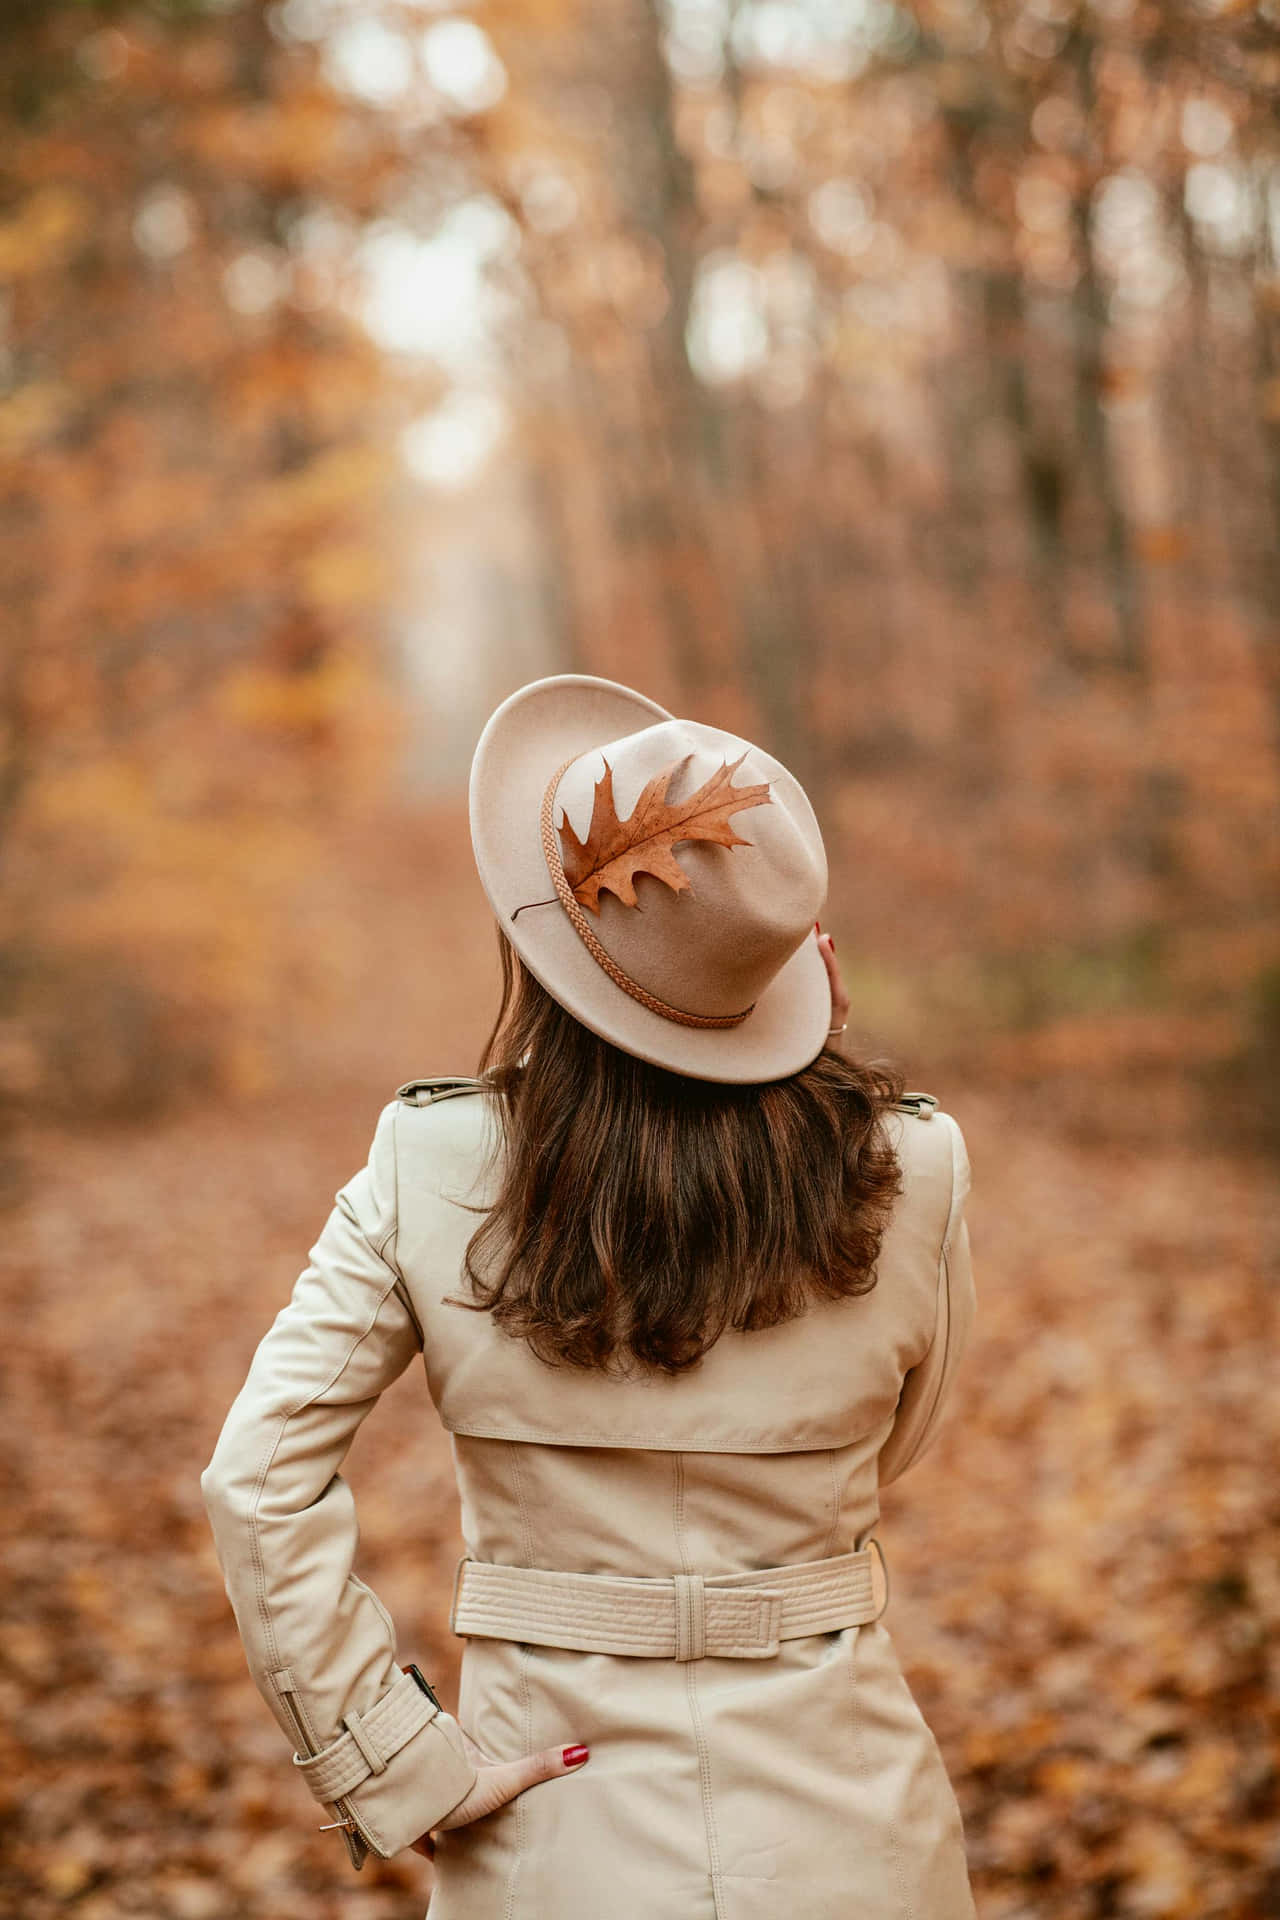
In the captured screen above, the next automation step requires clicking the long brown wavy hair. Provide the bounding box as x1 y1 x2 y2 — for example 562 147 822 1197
458 929 907 1375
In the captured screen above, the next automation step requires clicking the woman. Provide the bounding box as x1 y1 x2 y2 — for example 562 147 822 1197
203 673 977 1918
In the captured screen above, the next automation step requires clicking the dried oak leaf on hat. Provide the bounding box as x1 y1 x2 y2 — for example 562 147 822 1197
558 752 771 915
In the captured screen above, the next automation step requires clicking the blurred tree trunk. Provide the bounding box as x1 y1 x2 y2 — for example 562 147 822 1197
984 269 1071 653
937 99 1069 658
1253 215 1280 751
1068 22 1145 676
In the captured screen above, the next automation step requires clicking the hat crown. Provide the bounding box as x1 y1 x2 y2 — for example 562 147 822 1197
468 672 833 1081
553 719 826 1022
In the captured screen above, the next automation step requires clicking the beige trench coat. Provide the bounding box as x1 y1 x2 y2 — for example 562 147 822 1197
202 1079 977 1918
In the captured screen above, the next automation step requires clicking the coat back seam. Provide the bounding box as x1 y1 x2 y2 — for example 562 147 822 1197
821 1448 844 1559
673 1454 727 1919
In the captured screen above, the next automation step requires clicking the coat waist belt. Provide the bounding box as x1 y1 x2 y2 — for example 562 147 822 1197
449 1543 888 1661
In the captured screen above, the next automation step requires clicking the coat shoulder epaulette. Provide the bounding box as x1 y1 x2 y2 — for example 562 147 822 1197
892 1090 939 1120
394 1075 491 1108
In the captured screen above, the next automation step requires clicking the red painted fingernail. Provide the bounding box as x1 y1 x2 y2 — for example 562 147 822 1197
563 1745 590 1766
815 920 821 932
830 937 835 950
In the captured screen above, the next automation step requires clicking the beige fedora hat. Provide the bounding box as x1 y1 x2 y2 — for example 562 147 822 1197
468 673 832 1083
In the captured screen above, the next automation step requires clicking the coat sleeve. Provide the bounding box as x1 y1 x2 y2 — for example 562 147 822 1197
877 1110 976 1487
200 1098 477 1869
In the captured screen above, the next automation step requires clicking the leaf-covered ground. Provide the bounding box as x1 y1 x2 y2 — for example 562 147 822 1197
1 1088 1277 1919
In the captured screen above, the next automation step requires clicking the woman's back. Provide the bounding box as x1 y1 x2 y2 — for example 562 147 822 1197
389 1078 968 1473
391 1080 974 1917
202 673 979 1917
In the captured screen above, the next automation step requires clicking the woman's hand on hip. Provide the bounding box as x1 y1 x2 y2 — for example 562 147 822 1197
410 1735 590 1859
817 926 848 1033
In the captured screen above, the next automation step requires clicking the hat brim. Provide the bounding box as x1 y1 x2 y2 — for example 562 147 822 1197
468 673 833 1084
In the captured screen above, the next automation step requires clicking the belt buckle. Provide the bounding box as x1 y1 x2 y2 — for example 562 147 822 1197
704 1582 783 1658
746 1588 784 1658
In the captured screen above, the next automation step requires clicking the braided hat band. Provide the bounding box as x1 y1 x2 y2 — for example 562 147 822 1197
540 756 756 1031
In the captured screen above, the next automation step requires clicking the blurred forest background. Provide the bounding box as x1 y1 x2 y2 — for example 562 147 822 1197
1 0 1278 1915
